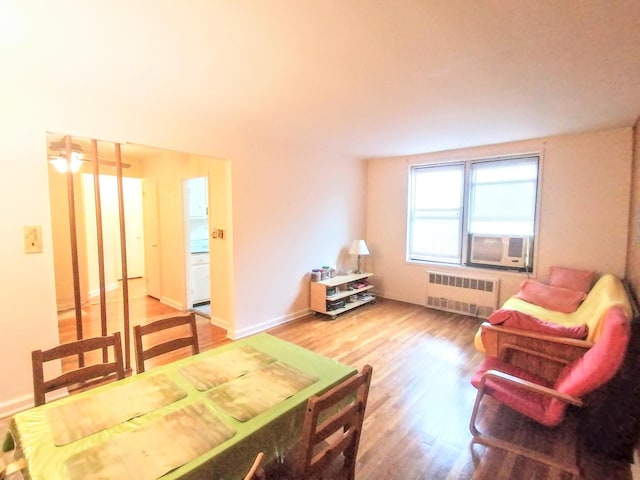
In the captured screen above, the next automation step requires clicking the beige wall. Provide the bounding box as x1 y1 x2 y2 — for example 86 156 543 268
367 127 633 307
625 117 640 303
228 141 366 338
0 76 633 418
0 84 633 417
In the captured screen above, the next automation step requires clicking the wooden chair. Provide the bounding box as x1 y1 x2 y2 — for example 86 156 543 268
31 332 125 406
244 452 265 480
291 364 373 480
469 306 630 477
133 312 200 373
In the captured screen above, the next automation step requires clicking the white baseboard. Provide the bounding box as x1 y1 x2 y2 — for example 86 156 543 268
160 296 185 311
88 282 120 299
209 315 230 332
227 308 311 340
0 390 66 419
0 393 34 419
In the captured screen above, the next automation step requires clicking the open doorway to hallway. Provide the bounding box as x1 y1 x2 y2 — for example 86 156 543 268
185 176 211 318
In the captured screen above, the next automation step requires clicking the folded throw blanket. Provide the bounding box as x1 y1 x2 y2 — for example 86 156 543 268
487 308 588 340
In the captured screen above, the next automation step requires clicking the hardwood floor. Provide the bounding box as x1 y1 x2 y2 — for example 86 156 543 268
267 299 640 480
57 279 231 371
5 288 639 479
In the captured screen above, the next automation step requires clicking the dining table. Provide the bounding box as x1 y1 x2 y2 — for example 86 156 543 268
8 333 357 480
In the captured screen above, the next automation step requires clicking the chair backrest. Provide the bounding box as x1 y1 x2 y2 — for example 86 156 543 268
32 332 125 406
134 312 200 373
293 364 373 480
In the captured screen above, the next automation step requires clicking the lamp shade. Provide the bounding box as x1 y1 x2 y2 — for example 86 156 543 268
349 240 370 256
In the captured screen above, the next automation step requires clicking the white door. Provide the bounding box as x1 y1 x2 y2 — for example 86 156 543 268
143 179 161 299
81 175 145 290
123 178 145 279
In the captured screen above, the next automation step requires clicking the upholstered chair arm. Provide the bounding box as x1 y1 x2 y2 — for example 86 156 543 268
479 369 584 407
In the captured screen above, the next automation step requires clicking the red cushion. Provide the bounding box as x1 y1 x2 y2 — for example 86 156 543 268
515 279 586 313
549 266 596 294
487 309 588 339
471 356 564 426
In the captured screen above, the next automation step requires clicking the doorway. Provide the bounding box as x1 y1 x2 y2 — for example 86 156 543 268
185 176 211 317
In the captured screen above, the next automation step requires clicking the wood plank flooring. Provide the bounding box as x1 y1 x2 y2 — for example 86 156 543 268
267 299 639 480
4 289 639 480
56 279 231 371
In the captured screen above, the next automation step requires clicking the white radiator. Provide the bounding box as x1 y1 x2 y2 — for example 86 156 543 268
426 270 500 318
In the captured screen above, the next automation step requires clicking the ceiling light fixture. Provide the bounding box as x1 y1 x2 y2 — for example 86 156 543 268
47 137 131 172
48 139 85 173
49 153 83 173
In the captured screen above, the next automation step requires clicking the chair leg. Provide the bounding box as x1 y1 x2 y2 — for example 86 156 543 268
468 384 486 438
469 388 581 479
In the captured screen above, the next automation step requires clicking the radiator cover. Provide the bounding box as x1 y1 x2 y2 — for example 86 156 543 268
426 271 500 318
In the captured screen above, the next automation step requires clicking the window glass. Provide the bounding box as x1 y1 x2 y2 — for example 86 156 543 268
407 155 539 269
469 157 538 235
408 164 464 263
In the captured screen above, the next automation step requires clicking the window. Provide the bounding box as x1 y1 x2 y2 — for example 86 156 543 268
408 155 539 269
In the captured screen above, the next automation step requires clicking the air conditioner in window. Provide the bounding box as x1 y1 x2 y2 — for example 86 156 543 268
468 234 532 270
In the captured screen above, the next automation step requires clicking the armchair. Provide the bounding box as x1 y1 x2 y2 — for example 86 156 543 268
469 306 630 477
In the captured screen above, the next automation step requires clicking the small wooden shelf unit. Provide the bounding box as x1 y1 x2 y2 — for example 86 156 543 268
310 272 375 319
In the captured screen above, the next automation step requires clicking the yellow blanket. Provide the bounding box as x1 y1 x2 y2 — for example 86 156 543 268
474 273 632 351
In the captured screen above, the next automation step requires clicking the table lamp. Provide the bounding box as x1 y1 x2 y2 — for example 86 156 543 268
349 240 370 274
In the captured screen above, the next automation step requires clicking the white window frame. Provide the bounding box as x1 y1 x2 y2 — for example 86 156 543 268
407 153 540 271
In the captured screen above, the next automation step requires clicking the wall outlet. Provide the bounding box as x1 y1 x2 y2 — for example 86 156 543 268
24 225 43 253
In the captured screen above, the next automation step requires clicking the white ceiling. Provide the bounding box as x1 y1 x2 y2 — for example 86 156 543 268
5 1 640 158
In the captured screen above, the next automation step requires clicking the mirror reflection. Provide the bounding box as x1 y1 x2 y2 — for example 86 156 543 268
47 133 232 367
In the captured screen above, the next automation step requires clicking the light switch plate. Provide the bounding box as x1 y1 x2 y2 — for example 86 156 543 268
24 225 43 253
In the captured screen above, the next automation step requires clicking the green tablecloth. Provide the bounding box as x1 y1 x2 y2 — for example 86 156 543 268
10 333 356 480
